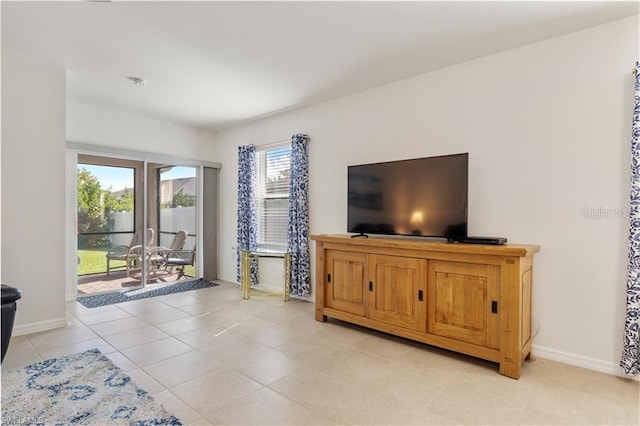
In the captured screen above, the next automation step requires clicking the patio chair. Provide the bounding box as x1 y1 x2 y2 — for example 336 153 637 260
105 228 154 276
145 230 188 279
164 245 196 280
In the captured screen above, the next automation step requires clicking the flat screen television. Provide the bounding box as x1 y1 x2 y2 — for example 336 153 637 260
347 153 468 239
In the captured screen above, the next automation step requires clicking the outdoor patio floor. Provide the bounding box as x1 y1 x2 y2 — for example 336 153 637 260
78 271 189 296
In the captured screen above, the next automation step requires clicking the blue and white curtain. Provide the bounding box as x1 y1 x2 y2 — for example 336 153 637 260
287 133 311 297
622 61 640 376
237 145 258 285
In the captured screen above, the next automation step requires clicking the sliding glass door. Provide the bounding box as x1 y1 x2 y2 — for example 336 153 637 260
154 165 197 280
76 157 201 295
77 157 146 295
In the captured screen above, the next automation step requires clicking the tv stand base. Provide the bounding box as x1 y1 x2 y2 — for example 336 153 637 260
350 233 369 239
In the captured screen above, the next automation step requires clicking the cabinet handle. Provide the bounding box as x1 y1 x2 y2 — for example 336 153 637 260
491 300 498 314
327 274 331 283
369 281 373 291
418 290 424 301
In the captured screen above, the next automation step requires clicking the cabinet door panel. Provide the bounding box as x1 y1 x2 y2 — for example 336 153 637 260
428 261 499 349
325 250 366 316
368 255 427 332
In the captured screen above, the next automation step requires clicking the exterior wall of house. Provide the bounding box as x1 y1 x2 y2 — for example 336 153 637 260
1 53 68 333
214 16 639 376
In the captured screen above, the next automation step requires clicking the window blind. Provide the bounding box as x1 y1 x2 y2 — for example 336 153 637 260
256 146 291 249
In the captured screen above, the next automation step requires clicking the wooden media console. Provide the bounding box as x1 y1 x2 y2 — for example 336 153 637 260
312 234 540 379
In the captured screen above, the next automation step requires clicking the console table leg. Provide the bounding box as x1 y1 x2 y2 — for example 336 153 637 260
240 250 251 300
283 253 291 302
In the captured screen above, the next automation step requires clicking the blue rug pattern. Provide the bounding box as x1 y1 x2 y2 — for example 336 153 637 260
78 278 218 308
1 349 182 425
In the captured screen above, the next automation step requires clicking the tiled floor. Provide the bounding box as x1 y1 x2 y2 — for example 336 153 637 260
3 281 639 425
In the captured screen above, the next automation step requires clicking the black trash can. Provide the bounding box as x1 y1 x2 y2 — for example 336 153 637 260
1 284 22 363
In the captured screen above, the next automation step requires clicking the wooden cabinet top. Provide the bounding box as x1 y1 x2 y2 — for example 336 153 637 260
311 234 540 257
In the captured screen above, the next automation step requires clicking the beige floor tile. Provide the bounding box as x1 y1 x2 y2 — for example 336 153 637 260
118 300 174 316
206 387 335 425
269 366 365 424
251 304 310 325
222 348 299 386
394 344 473 380
126 368 166 395
528 379 629 425
38 338 117 360
311 347 398 382
120 337 193 367
428 388 527 425
89 316 151 337
224 315 276 336
350 333 418 361
196 333 272 364
311 319 372 346
143 350 227 388
171 302 221 317
12 283 637 426
275 334 346 366
65 314 85 329
153 292 203 308
154 316 213 335
241 324 301 348
3 335 35 353
539 358 640 402
626 401 640 425
75 308 132 325
2 337 43 371
175 322 268 350
153 390 204 424
134 306 192 325
67 303 120 317
103 351 138 372
27 326 99 351
103 325 169 350
519 406 579 425
1 351 43 372
340 368 451 425
171 368 262 416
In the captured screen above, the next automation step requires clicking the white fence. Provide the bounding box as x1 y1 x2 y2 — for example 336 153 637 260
110 207 196 248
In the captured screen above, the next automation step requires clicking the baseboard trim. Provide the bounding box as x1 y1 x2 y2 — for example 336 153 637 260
533 344 639 380
13 317 68 337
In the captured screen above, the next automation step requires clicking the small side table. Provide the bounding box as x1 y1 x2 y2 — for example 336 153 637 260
240 250 291 302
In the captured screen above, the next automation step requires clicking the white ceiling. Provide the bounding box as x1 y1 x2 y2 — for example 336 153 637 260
2 1 638 131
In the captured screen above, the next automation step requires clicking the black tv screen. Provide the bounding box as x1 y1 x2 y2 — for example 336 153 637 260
347 153 468 239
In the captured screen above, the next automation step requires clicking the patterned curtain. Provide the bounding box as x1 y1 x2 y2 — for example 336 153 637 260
622 61 640 376
237 145 258 285
287 134 311 297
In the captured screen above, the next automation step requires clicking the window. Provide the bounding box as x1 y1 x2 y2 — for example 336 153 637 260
256 145 291 249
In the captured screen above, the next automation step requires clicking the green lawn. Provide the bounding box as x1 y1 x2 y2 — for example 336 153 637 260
78 248 196 278
78 248 121 275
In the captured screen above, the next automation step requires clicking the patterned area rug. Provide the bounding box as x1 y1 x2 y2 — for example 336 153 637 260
77 278 218 308
1 349 182 425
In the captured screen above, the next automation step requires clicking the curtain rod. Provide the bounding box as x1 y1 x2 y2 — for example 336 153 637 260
255 134 309 150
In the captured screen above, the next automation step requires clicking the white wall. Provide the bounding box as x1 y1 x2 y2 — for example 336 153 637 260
67 101 217 160
1 53 67 334
215 16 639 376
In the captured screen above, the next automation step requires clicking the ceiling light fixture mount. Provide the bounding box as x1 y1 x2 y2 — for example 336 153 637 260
126 76 148 86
